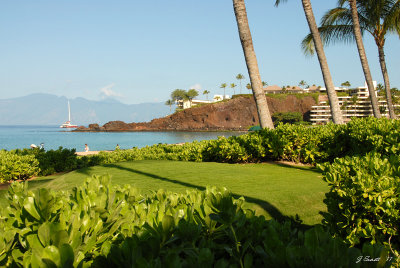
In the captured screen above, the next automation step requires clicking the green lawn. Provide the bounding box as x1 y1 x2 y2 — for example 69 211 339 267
0 160 328 225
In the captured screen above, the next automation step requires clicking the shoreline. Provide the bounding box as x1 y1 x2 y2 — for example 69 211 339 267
73 129 249 133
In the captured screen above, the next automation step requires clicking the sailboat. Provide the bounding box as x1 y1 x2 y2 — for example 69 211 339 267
60 100 78 128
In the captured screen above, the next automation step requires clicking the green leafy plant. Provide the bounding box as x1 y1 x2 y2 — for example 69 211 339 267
0 150 40 183
319 153 400 257
0 176 392 267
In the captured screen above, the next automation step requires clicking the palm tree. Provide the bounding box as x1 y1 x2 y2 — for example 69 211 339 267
349 0 381 118
236 73 245 94
233 0 274 129
171 89 187 107
262 81 268 87
203 90 210 100
341 81 351 88
220 83 228 99
165 99 174 112
246 83 252 91
186 89 199 106
298 80 308 89
276 0 344 124
230 83 237 96
377 83 385 96
301 0 398 118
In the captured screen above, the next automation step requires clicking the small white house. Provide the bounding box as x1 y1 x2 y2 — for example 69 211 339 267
182 99 211 109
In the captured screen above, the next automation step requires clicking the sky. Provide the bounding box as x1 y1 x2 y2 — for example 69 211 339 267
0 0 399 104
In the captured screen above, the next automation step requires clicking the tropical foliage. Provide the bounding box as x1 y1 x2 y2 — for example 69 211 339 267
0 151 39 183
220 83 227 99
0 176 392 267
236 73 245 94
301 0 400 118
319 153 400 252
202 90 210 100
164 99 174 112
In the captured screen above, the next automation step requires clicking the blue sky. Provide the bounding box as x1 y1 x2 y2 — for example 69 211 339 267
0 0 399 104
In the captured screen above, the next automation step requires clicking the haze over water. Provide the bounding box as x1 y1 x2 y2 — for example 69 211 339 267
0 126 243 152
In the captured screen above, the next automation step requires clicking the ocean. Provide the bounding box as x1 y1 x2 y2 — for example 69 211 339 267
0 126 244 152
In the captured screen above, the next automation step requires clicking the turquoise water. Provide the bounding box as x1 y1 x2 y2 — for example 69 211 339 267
0 126 244 152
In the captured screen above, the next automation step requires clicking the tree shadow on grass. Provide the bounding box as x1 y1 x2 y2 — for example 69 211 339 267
27 178 55 189
104 163 313 229
75 167 96 176
267 161 321 173
0 178 54 191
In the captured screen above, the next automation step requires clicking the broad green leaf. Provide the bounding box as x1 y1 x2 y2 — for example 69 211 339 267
42 245 61 267
23 197 41 221
26 234 44 251
162 215 175 233
59 244 74 267
38 222 51 247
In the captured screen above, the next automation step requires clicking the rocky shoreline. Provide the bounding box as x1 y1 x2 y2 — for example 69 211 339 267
74 95 317 132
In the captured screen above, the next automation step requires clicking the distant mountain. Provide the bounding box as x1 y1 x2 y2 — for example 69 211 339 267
0 93 173 126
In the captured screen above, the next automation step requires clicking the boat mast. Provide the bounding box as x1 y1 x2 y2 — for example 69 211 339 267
68 100 71 122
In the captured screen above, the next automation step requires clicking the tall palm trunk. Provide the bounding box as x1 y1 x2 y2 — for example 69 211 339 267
378 45 396 118
302 0 344 124
233 0 274 129
349 0 381 118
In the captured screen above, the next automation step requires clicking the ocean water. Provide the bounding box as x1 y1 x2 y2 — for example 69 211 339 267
0 126 244 152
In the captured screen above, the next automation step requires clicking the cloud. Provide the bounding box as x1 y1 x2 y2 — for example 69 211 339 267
189 84 202 91
99 83 123 98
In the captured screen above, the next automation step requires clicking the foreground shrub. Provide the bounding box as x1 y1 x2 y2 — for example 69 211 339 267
319 153 400 258
13 147 79 176
0 176 392 267
0 150 40 183
35 147 78 175
319 117 400 161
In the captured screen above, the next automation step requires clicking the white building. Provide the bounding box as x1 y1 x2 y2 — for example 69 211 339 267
309 81 397 124
181 99 211 109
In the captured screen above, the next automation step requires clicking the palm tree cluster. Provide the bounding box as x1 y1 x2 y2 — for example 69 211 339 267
233 0 399 128
300 0 399 119
219 76 267 100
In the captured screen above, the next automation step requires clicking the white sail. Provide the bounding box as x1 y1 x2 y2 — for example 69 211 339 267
60 100 78 128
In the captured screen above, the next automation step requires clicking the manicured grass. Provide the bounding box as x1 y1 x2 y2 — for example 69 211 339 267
0 160 328 225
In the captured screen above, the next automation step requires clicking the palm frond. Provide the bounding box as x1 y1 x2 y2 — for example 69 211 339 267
301 25 356 56
321 5 372 33
274 0 288 7
337 0 347 7
382 0 400 35
320 25 357 45
356 10 374 32
321 7 353 26
301 33 315 56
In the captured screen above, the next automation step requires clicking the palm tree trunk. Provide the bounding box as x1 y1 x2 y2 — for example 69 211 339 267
301 0 344 124
378 46 396 118
349 0 381 118
233 0 274 129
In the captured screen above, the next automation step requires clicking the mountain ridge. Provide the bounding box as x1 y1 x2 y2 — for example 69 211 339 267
0 93 171 125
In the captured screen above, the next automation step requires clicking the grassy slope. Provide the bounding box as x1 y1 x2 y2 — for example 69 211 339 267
0 160 328 225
